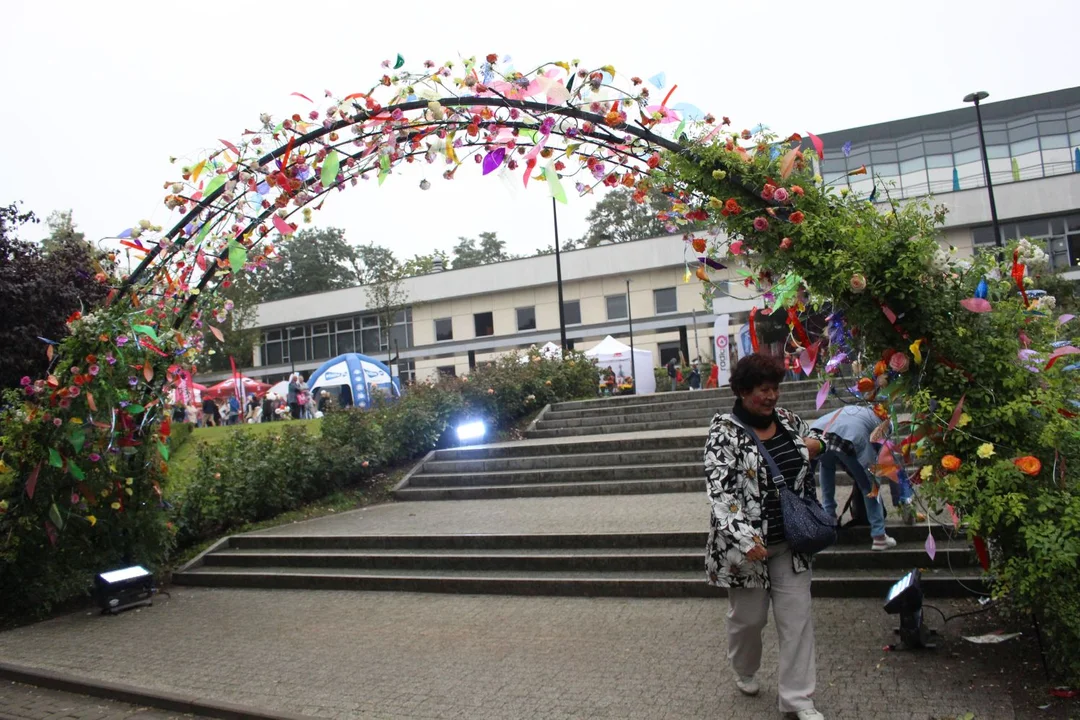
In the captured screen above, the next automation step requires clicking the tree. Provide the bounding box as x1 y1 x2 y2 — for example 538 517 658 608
42 210 86 253
0 204 111 389
451 231 512 269
576 187 673 247
351 243 400 285
400 250 450 277
254 227 361 301
364 264 409 367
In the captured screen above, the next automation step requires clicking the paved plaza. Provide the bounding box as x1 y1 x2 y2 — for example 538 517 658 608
0 681 205 720
0 586 1021 720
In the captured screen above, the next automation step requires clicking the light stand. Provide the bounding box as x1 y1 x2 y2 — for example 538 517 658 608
884 569 938 650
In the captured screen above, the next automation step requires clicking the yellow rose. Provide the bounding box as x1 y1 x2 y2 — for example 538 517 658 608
957 413 971 428
977 443 995 459
86 515 96 527
919 466 933 481
110 502 121 510
125 477 134 486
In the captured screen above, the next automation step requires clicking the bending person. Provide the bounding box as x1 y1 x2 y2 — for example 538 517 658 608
810 405 895 551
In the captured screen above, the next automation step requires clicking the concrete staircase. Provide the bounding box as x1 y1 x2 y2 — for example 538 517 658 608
174 524 979 598
526 380 836 438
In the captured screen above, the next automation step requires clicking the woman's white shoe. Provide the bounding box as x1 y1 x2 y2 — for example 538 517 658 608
735 675 759 696
794 708 825 720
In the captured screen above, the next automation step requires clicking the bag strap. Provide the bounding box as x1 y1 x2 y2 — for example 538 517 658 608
728 415 789 490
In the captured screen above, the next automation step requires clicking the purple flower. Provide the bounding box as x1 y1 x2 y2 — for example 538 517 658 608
566 127 579 138
105 353 116 365
116 336 129 347
19 376 31 386
128 376 138 387
119 400 129 407
540 117 555 135
24 386 35 396
89 453 101 462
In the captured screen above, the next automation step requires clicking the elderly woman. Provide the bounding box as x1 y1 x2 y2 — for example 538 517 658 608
705 354 826 720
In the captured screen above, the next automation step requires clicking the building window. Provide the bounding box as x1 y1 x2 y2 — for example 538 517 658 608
311 322 331 361
474 311 494 337
436 365 456 377
606 294 628 320
563 300 582 326
654 287 678 315
516 306 536 331
435 318 454 342
335 318 356 354
287 326 308 363
658 341 682 367
263 329 284 366
397 359 416 386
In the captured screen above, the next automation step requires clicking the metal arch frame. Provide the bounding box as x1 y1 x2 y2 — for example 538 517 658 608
120 94 770 332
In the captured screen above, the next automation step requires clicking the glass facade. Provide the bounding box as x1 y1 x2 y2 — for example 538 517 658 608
821 103 1080 200
261 308 413 367
971 212 1080 268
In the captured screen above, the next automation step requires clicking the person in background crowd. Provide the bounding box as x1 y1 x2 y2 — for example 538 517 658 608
171 403 185 423
184 403 199 425
666 357 678 391
688 364 702 391
287 373 302 419
261 393 276 423
245 394 260 423
201 395 218 427
705 354 827 720
706 362 720 389
227 394 241 425
339 383 353 408
317 390 330 414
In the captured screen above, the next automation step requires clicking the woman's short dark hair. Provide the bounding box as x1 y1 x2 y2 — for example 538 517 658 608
730 354 785 395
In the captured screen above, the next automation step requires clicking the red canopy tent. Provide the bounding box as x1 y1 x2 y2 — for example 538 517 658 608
201 377 271 400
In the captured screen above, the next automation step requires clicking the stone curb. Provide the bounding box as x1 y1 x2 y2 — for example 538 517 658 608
392 449 436 493
0 661 320 720
177 535 235 574
524 403 551 433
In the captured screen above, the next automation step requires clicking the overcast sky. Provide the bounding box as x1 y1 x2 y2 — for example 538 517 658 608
3 0 1078 263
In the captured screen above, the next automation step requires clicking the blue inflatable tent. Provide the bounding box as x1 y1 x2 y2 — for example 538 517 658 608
306 353 401 409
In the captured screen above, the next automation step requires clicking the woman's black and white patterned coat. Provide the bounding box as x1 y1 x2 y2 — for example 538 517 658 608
704 407 822 590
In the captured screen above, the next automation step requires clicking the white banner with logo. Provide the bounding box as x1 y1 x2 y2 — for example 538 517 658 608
713 314 732 387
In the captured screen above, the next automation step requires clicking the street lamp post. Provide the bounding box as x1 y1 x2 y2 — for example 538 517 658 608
551 198 568 355
626 279 636 393
963 91 1003 249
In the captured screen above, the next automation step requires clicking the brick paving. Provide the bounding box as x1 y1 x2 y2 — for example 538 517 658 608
0 588 1017 720
0 681 203 719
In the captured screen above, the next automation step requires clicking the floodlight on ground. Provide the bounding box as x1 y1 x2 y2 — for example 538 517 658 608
456 420 486 443
884 568 935 650
94 565 154 615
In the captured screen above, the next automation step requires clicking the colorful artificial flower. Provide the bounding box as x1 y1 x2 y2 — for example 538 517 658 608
957 413 972 428
850 274 867 293
874 360 887 377
753 217 769 232
977 443 996 459
789 211 805 224
723 198 742 215
730 240 744 255
19 376 31 386
86 515 96 527
779 237 793 251
856 377 875 393
1013 456 1042 476
888 353 910 373
909 339 923 365
919 465 933 482
691 237 707 253
941 455 962 472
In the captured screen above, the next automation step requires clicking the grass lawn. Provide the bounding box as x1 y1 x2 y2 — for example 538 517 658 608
168 418 323 495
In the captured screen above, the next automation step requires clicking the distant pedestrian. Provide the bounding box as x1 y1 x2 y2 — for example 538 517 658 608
666 357 678 391
201 396 218 427
687 364 701 391
261 393 276 423
317 390 330 414
339 383 353 408
287 373 302 419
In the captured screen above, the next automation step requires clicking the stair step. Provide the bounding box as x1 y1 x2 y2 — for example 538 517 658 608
174 565 983 598
202 541 972 572
409 463 701 488
546 389 835 420
395 478 701 500
422 448 704 474
551 380 828 412
431 434 706 461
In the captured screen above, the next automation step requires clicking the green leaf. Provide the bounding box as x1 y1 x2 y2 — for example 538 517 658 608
158 442 170 461
544 165 567 204
204 174 228 197
68 462 84 481
195 221 212 244
49 503 64 531
48 448 63 468
274 121 284 134
321 150 340 188
127 404 145 415
69 427 85 453
394 53 405 69
228 241 247 274
519 129 538 143
132 324 159 342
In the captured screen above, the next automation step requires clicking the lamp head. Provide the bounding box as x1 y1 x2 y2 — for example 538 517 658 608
963 91 990 104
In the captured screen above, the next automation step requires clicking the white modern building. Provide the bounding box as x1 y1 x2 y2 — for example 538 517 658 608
231 86 1080 385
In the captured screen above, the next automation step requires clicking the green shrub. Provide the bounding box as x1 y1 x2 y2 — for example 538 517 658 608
169 421 195 454
171 424 350 547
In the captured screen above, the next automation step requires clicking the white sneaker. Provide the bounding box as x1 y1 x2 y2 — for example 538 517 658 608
872 535 898 551
735 675 759 696
794 709 826 720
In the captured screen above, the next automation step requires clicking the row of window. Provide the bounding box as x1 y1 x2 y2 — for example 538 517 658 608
261 310 413 367
972 213 1080 268
432 288 678 342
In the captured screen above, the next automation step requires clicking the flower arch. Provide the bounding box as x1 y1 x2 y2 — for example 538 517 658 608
3 55 1079 673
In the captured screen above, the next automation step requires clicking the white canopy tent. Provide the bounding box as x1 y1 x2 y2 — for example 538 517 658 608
517 341 564 363
585 335 656 395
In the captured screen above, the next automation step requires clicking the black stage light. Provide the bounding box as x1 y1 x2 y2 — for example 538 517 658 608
94 565 154 615
884 569 936 650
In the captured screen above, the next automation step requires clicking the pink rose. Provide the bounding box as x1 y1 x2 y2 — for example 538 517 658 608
780 237 793 251
53 417 63 427
68 386 81 397
89 365 100 376
753 217 769 232
773 187 790 202
850 274 867 293
19 376 31 386
730 240 744 255
888 352 910 373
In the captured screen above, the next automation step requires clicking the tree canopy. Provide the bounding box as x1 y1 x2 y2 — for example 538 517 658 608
451 231 513 269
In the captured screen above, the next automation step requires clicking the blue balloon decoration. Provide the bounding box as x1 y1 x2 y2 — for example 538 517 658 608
975 278 988 299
